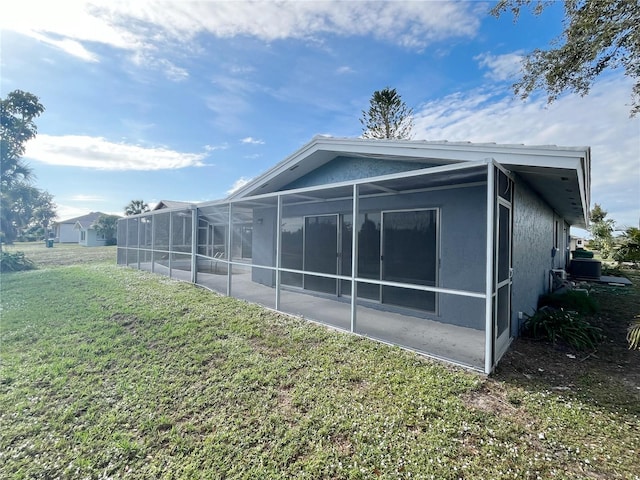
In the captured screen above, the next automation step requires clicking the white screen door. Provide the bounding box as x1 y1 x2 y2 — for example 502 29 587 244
494 198 512 361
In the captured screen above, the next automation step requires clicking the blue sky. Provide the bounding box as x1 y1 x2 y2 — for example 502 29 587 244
1 1 638 233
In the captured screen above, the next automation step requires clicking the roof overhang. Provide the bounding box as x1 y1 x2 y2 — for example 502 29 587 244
226 136 591 228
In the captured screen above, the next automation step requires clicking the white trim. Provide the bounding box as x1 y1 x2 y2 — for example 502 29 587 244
200 159 490 208
275 195 282 310
191 207 198 283
484 162 495 375
350 184 358 332
227 204 232 296
271 181 486 210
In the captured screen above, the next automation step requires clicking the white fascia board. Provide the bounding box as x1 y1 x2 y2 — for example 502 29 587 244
226 138 324 200
317 137 590 163
494 151 588 170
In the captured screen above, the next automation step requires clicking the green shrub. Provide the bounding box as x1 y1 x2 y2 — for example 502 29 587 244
522 307 602 350
0 251 35 272
538 290 599 315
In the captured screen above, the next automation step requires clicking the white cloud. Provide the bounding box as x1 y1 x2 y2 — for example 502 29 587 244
413 75 640 230
205 76 257 132
336 66 355 75
69 194 105 202
0 0 137 61
29 32 99 62
241 137 264 145
204 143 229 152
2 1 483 65
158 59 189 82
474 51 524 82
24 134 208 171
227 176 252 195
54 202 121 221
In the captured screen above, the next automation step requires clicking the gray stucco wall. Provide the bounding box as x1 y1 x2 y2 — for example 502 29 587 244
251 206 277 285
251 184 488 330
511 177 560 336
284 156 439 190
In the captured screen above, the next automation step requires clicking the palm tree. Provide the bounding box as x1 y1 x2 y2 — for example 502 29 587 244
1 90 45 245
124 199 150 216
93 214 119 245
1 90 44 188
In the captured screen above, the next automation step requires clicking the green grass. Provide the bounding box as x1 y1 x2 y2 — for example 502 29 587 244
3 241 116 267
1 246 639 478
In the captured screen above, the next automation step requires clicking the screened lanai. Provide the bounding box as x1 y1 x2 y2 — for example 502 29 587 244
118 159 514 373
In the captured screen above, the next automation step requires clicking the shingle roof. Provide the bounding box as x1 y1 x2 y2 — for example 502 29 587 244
152 200 193 211
55 212 108 227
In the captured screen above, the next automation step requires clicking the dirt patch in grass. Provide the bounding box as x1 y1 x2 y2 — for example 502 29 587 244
463 384 518 416
493 267 640 415
109 313 140 334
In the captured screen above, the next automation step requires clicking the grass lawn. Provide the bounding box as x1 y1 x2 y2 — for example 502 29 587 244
1 243 639 479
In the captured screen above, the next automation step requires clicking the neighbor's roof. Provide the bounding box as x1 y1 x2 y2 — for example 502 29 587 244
54 211 108 227
73 212 121 230
152 200 193 211
224 136 591 227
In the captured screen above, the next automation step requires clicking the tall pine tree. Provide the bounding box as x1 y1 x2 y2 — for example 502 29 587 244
360 88 413 140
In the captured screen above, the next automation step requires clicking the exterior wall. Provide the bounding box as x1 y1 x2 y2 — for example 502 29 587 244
79 228 107 247
251 206 277 284
251 184 487 330
56 223 79 243
284 156 439 190
511 177 559 335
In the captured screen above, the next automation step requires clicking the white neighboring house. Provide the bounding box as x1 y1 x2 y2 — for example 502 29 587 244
53 212 111 245
570 236 586 251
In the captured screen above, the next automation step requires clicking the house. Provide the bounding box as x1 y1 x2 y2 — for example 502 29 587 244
570 236 586 251
53 212 109 244
76 213 110 247
116 136 590 373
